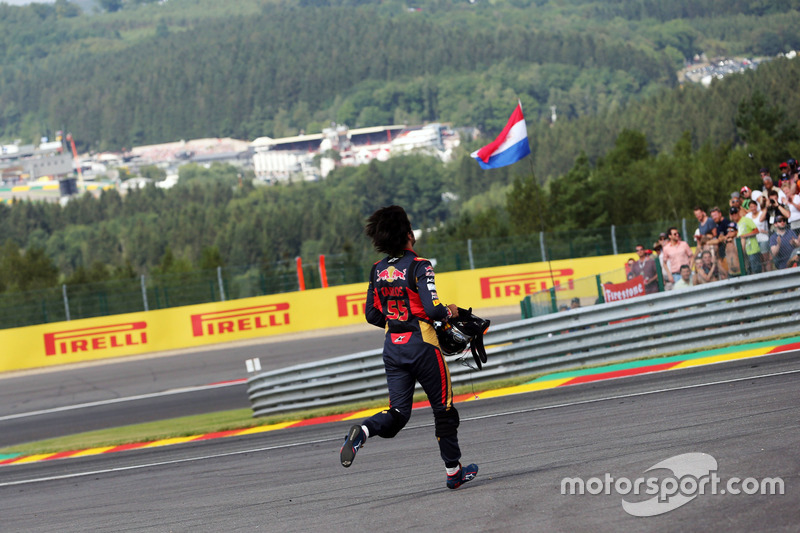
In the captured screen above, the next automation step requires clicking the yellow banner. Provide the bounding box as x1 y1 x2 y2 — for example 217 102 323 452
0 254 628 373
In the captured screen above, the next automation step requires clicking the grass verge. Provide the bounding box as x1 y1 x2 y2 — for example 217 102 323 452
0 375 534 456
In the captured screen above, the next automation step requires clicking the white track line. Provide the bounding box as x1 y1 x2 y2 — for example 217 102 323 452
0 437 333 487
2 367 798 488
462 367 800 422
0 380 245 422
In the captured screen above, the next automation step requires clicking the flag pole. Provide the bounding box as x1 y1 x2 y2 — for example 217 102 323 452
471 98 557 294
525 155 557 292
518 99 557 292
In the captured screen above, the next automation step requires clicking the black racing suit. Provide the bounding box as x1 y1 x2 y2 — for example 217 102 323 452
363 248 461 468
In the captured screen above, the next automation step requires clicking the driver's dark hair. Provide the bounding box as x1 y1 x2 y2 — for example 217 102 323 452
365 205 412 257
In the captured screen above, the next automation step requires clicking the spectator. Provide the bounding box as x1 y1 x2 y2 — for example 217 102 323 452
694 206 717 249
630 244 658 294
655 232 668 250
782 177 800 231
695 249 720 284
780 166 797 193
740 186 753 210
710 205 729 232
778 161 791 185
661 226 694 285
769 215 800 269
762 173 788 205
570 297 581 309
692 253 705 285
729 193 746 217
787 250 800 268
763 189 791 234
720 221 740 277
788 158 799 183
733 205 761 274
755 193 776 271
672 264 693 290
709 206 731 258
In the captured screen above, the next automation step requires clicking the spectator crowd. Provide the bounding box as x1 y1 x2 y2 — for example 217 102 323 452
626 158 800 290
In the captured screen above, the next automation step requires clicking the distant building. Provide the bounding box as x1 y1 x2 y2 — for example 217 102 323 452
70 124 461 187
251 123 459 183
128 137 252 169
680 55 777 86
0 140 73 184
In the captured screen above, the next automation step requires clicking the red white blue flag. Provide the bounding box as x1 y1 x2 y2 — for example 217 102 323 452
470 101 531 169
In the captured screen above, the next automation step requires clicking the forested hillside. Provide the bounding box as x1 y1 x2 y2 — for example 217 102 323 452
0 0 799 293
1 55 799 291
1 0 798 165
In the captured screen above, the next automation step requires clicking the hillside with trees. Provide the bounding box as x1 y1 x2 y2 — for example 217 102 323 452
0 0 798 295
1 0 798 161
1 56 799 291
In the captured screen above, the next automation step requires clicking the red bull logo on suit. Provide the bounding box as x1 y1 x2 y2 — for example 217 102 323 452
376 266 407 283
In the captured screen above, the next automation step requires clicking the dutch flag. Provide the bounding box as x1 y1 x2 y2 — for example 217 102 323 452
470 101 531 170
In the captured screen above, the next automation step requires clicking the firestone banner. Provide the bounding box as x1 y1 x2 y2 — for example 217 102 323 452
603 275 646 303
0 254 624 372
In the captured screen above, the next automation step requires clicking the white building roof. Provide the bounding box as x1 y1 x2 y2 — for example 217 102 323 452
251 133 324 148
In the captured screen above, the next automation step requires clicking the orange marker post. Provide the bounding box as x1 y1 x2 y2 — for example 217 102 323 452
296 256 306 291
319 255 329 288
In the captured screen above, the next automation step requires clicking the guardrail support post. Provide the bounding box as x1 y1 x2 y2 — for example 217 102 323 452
611 225 618 255
141 275 149 311
735 237 746 277
655 256 665 291
520 295 532 319
595 274 605 303
540 231 547 262
217 266 226 301
468 239 475 270
62 284 70 321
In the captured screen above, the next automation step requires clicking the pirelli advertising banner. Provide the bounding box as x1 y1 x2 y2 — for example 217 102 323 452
0 254 624 372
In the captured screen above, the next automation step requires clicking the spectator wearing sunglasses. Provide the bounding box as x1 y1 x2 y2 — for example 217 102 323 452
660 227 693 286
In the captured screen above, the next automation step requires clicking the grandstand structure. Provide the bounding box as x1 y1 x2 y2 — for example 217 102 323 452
251 123 459 183
1 122 462 201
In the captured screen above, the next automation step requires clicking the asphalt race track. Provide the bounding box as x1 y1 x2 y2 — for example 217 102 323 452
0 322 386 447
0 310 519 448
1 347 798 532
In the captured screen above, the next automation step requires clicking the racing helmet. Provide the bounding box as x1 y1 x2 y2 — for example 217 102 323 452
436 307 491 370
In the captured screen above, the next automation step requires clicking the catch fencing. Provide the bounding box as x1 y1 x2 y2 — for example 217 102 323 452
0 219 686 330
247 267 800 417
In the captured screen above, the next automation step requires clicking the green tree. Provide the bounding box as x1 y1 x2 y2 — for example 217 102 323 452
506 172 549 236
735 91 783 145
198 246 224 270
14 246 59 291
140 165 166 181
98 0 123 13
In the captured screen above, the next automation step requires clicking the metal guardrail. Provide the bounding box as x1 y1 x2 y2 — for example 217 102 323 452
247 268 800 417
